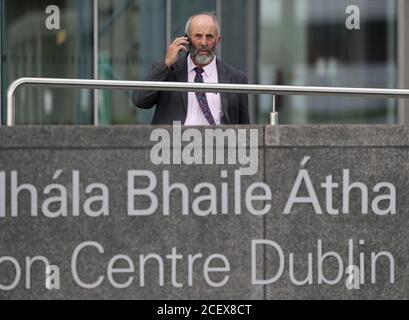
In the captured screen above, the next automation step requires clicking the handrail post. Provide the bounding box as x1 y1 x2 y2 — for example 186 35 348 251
6 78 21 126
7 91 15 126
270 95 278 125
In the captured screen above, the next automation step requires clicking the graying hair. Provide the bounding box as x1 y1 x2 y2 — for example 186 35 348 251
184 12 220 36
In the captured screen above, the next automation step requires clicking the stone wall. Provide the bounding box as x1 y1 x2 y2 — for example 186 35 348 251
0 125 407 299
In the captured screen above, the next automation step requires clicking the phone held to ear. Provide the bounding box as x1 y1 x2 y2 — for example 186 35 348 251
184 34 192 51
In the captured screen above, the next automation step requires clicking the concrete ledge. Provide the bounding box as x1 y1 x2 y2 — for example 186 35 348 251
3 125 409 149
265 125 409 147
0 125 264 149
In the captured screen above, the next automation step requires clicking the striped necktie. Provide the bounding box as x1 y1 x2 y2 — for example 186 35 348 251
194 67 216 125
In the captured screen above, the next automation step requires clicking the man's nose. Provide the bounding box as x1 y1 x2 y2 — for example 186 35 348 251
199 37 208 47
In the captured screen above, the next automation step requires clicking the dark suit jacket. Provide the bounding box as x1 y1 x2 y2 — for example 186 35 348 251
132 55 250 125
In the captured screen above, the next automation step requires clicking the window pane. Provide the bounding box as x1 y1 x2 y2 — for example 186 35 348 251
220 0 249 73
0 0 4 124
259 0 397 124
221 0 258 122
171 0 216 39
3 0 93 125
98 0 165 124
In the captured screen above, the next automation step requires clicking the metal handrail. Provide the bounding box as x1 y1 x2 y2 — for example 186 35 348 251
6 77 409 126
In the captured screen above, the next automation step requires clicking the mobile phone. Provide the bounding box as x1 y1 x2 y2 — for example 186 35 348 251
184 33 192 51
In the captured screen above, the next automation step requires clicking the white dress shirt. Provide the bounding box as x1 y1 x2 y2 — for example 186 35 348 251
184 55 222 125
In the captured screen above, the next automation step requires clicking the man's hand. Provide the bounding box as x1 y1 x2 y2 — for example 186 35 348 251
165 37 189 68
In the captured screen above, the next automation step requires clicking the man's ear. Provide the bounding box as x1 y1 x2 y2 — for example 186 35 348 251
216 35 222 47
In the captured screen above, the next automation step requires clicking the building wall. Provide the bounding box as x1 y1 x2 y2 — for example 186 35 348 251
0 125 409 299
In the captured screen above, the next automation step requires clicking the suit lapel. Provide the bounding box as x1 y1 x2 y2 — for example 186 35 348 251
174 56 188 114
217 60 232 124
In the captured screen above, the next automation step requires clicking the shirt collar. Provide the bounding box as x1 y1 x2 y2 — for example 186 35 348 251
188 54 217 78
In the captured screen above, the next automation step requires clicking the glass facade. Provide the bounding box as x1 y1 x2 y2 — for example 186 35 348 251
0 0 404 125
1 0 93 125
97 0 165 124
171 0 216 39
259 0 398 124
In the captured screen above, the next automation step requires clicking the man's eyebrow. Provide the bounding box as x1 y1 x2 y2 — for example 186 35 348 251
193 32 215 37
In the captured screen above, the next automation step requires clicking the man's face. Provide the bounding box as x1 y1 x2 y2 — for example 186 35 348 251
188 15 221 66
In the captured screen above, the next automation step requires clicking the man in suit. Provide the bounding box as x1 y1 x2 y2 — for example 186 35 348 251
132 12 251 125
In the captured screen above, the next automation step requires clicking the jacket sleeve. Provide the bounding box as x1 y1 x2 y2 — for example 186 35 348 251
239 73 251 124
132 61 173 110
